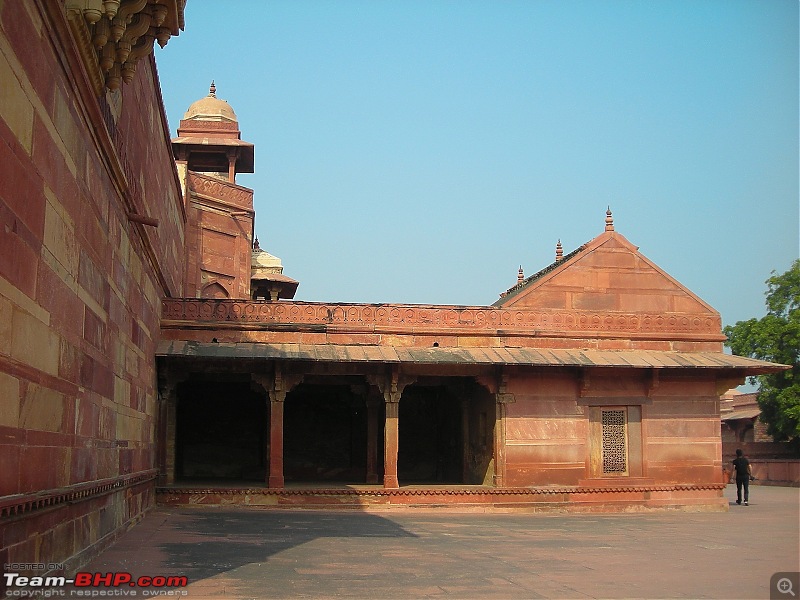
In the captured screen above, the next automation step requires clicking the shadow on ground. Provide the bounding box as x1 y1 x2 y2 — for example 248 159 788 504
158 510 418 583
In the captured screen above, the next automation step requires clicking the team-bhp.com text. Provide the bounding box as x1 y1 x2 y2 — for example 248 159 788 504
4 573 188 597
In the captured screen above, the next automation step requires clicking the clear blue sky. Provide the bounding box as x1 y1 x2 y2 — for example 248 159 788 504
155 0 798 329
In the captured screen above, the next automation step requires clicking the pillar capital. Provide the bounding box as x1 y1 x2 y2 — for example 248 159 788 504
367 366 415 404
252 365 302 402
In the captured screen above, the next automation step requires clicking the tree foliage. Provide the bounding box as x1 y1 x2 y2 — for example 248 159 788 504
724 260 800 442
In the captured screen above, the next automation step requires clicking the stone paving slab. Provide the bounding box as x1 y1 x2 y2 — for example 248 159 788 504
68 485 798 599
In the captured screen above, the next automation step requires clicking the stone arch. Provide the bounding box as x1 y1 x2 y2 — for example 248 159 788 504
201 281 229 299
283 377 379 484
397 377 495 485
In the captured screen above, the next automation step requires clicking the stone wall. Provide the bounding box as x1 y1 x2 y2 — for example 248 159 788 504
0 1 183 573
501 370 722 487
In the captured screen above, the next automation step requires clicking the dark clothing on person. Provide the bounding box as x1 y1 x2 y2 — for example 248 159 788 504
732 456 751 504
732 456 750 480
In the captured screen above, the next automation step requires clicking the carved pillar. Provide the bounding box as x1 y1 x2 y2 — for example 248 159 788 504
369 367 414 490
383 396 400 489
365 393 381 484
493 370 515 488
253 367 302 490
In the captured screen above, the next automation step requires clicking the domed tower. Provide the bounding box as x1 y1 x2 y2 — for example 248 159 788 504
250 237 298 301
172 81 254 182
172 83 256 300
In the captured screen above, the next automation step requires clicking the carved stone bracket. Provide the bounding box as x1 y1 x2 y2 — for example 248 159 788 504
716 374 746 397
65 0 186 92
646 369 660 398
495 367 515 404
367 366 415 404
579 368 591 398
252 365 303 403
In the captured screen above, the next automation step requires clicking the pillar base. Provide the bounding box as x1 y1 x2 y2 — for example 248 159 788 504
383 475 399 489
268 475 284 489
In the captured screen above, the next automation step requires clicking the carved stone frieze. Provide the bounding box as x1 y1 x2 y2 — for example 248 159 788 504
161 298 724 340
65 0 186 93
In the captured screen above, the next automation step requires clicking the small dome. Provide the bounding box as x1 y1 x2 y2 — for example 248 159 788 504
183 81 237 123
252 247 283 271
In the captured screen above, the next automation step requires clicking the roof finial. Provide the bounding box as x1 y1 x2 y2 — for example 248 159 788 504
518 265 524 283
253 235 260 251
555 239 563 262
209 80 216 97
605 206 614 231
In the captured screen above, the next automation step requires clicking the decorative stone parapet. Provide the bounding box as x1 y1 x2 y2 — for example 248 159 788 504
188 172 254 211
161 298 725 341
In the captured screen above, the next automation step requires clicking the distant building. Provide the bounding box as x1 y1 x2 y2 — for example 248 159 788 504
720 389 770 443
0 0 788 578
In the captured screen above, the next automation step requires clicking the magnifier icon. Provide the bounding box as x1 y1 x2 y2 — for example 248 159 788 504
778 578 796 596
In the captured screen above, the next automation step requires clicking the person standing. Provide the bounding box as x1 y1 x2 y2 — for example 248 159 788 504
731 449 752 505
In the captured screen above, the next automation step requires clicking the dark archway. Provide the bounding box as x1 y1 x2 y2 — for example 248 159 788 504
398 379 495 485
398 384 462 483
176 379 266 481
283 383 374 483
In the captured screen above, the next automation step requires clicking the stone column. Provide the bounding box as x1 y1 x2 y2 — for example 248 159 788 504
268 389 285 489
493 392 515 488
157 378 180 486
253 368 301 490
383 396 400 489
366 395 381 484
461 398 470 483
226 148 238 183
368 368 414 490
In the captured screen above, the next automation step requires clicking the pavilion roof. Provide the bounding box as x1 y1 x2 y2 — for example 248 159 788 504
157 340 786 374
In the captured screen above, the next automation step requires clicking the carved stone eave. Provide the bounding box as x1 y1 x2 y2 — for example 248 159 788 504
65 7 105 96
65 0 186 93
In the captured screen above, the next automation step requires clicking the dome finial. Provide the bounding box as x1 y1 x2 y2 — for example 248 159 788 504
518 265 524 283
253 235 260 251
605 206 614 231
209 80 216 97
555 239 563 262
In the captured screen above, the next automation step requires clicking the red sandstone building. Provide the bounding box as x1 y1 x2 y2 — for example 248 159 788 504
0 1 787 575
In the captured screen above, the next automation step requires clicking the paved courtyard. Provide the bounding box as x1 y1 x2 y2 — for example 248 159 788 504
77 484 798 599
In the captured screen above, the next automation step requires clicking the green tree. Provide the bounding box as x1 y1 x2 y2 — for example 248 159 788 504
724 260 799 442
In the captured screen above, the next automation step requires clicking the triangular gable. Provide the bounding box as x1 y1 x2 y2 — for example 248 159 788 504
495 229 718 317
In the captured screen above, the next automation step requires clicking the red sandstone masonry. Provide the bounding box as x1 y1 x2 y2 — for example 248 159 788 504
0 2 184 575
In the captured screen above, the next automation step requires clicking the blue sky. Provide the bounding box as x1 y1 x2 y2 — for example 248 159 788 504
155 0 798 328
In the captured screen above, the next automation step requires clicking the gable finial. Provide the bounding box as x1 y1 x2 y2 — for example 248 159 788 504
518 265 524 283
209 80 216 97
555 239 563 262
605 206 614 231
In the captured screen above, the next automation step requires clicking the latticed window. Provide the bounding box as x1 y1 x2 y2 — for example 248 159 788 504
601 409 628 475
